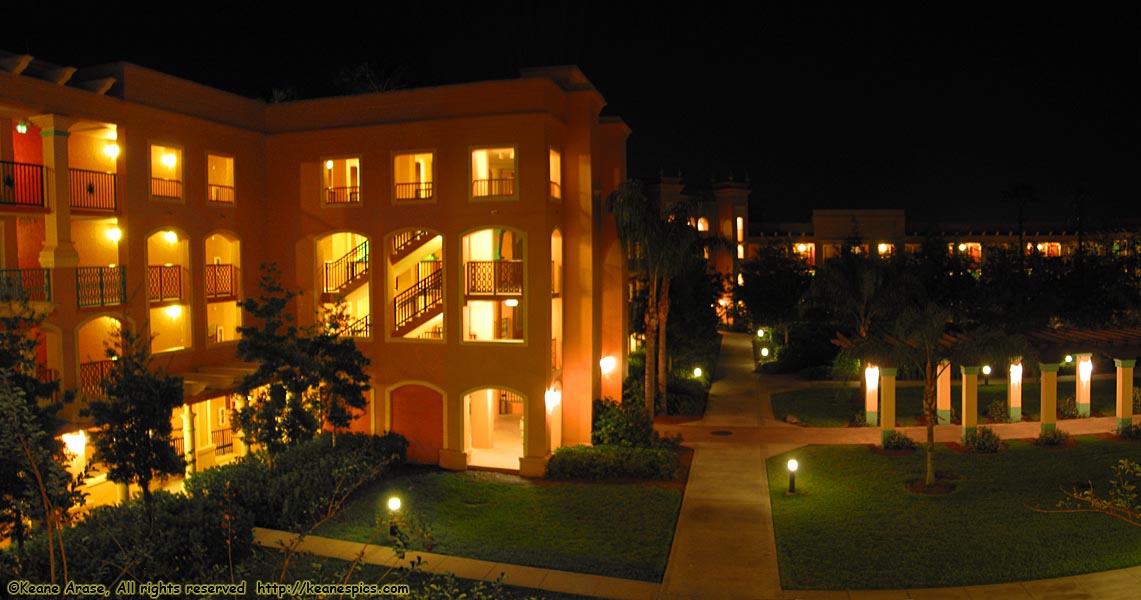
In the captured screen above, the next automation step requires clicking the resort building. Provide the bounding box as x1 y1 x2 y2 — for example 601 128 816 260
0 50 629 481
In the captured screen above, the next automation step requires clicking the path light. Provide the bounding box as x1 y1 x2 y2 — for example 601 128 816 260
387 496 402 538
693 367 703 378
761 347 770 357
982 365 992 385
787 459 798 495
1064 355 1074 364
757 329 765 338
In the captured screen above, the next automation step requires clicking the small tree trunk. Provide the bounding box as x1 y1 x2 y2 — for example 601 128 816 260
924 359 937 486
656 276 671 412
644 278 659 415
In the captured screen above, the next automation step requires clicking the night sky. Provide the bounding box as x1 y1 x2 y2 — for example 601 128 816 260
5 3 1138 226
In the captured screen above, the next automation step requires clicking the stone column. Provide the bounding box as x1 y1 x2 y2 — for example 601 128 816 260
1040 363 1059 434
937 360 952 424
1008 362 1023 422
181 403 197 477
961 366 979 439
1075 353 1092 417
865 365 880 426
880 368 897 445
1115 359 1135 431
28 114 79 269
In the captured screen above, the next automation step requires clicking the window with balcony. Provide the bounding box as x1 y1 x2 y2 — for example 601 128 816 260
551 229 563 370
147 230 190 353
205 233 241 344
72 218 126 308
471 148 515 198
207 154 235 203
323 157 361 204
549 149 562 200
463 228 524 342
150 144 183 200
77 315 121 398
393 152 433 202
389 228 444 340
318 232 370 337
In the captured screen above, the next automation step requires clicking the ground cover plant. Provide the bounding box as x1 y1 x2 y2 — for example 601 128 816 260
314 466 682 582
767 437 1141 589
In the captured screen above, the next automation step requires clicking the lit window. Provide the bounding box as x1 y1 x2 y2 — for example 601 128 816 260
150 144 182 199
471 148 516 198
394 152 433 201
549 149 562 200
736 217 744 243
697 217 709 232
207 154 235 203
463 228 525 342
323 157 361 204
737 244 745 260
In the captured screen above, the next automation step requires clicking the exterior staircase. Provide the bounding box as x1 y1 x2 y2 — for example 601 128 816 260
393 267 443 337
323 240 369 302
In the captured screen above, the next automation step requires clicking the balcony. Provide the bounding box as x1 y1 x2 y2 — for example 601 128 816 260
395 181 433 201
341 314 371 338
324 241 369 296
325 186 360 204
212 428 234 457
151 177 182 199
393 267 443 336
205 264 236 300
0 160 45 207
472 178 515 197
0 268 51 302
76 266 126 308
79 359 115 397
208 184 235 203
148 265 183 303
465 260 523 296
69 168 116 211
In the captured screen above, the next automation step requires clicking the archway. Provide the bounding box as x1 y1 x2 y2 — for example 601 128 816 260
464 387 525 469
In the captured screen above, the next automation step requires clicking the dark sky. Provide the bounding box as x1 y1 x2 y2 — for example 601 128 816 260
6 3 1138 226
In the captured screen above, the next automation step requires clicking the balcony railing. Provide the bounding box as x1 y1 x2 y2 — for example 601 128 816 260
326 186 360 204
325 241 369 294
394 267 443 332
69 168 116 211
465 260 523 296
76 266 126 308
171 435 184 457
212 428 234 457
0 268 51 302
550 181 561 199
395 181 433 201
208 184 235 203
0 160 45 207
391 229 434 263
148 265 183 302
472 178 515 197
36 366 61 404
79 359 115 397
151 177 182 199
205 264 236 300
341 314 371 338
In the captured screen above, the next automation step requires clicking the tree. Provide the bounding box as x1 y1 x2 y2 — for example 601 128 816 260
736 242 812 344
86 323 185 512
234 264 370 456
1030 459 1141 527
609 180 705 414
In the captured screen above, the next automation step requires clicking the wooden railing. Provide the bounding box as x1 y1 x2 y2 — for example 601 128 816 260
148 265 183 302
472 178 515 197
0 160 45 207
171 435 184 457
325 186 360 204
76 266 126 308
69 168 116 211
212 428 234 456
324 241 369 293
0 268 51 302
208 184 235 203
393 268 443 332
79 360 115 397
465 260 523 295
150 177 182 199
205 264 236 300
395 181 433 200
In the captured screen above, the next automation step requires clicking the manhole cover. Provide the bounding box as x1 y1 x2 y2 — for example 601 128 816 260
710 430 733 436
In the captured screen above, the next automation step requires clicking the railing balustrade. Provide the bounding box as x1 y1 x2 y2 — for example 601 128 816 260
465 260 523 295
205 264 236 300
69 168 116 211
325 186 360 204
150 177 182 199
208 184 235 203
79 360 115 397
393 268 443 332
391 229 433 262
341 314 371 338
0 160 45 207
324 241 369 293
394 181 433 200
212 428 234 456
0 268 51 301
472 178 515 197
76 266 126 308
148 265 183 302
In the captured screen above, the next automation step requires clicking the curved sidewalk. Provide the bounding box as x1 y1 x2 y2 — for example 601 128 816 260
655 331 1141 600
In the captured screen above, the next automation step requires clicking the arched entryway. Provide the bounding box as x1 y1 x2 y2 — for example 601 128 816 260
464 387 525 469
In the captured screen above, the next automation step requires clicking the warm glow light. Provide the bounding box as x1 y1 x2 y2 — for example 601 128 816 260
865 365 880 389
325 160 334 170
103 143 120 159
387 497 401 511
1009 363 1023 384
15 122 28 134
106 227 122 242
1064 354 1074 363
504 298 519 308
757 329 765 338
1078 359 1092 382
796 243 807 252
165 305 182 318
761 347 770 357
737 273 744 286
877 243 889 254
163 230 178 244
787 459 798 473
599 356 617 375
958 243 967 251
61 430 87 457
545 388 562 412
693 367 703 378
1036 243 1044 251
982 365 992 376
161 153 177 169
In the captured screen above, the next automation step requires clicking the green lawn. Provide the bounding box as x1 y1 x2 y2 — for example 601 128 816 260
773 377 1135 427
767 438 1141 589
314 466 682 582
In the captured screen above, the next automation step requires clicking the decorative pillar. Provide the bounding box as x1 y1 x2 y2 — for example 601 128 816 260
880 368 897 445
961 366 979 439
28 114 79 268
864 365 880 426
181 403 197 477
1008 362 1023 422
937 360 952 424
1075 353 1092 417
1040 363 1059 434
1115 359 1136 431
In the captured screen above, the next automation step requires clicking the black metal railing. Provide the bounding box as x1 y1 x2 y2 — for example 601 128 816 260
393 268 443 332
79 360 115 397
69 168 116 211
148 265 182 302
324 241 369 293
208 184 235 203
76 266 126 308
391 229 434 262
0 160 45 207
0 268 51 301
325 186 360 204
472 178 515 197
394 181 433 201
341 314 371 338
205 264 236 300
212 428 234 456
171 435 185 457
465 260 523 295
150 177 182 199
418 329 444 340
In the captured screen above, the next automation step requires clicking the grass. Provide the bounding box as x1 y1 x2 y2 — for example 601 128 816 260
773 376 1136 427
767 437 1141 589
313 465 683 582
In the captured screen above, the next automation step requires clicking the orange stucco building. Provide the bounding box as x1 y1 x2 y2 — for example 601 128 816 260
0 51 629 479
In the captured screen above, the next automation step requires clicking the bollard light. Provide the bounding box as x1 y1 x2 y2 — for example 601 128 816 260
761 347 770 357
757 329 765 338
787 459 798 495
982 365 992 385
387 496 401 512
387 496 402 538
693 367 703 378
1064 355 1073 364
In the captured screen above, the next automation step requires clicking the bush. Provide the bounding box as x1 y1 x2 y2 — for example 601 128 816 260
592 397 680 450
545 445 677 481
1059 395 1079 419
882 430 917 450
964 426 1002 453
986 400 1010 423
1118 424 1141 440
1133 387 1140 414
1036 428 1070 446
666 374 707 416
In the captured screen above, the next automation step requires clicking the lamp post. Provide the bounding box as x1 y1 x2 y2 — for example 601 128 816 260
787 459 798 495
387 496 402 539
982 365 992 386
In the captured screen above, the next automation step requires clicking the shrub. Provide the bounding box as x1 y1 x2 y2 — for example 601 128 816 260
592 397 680 450
1133 386 1140 414
883 430 917 450
545 445 677 481
666 374 707 416
1036 428 1070 446
1059 395 1079 419
986 400 1010 423
1118 424 1141 440
964 426 1002 453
